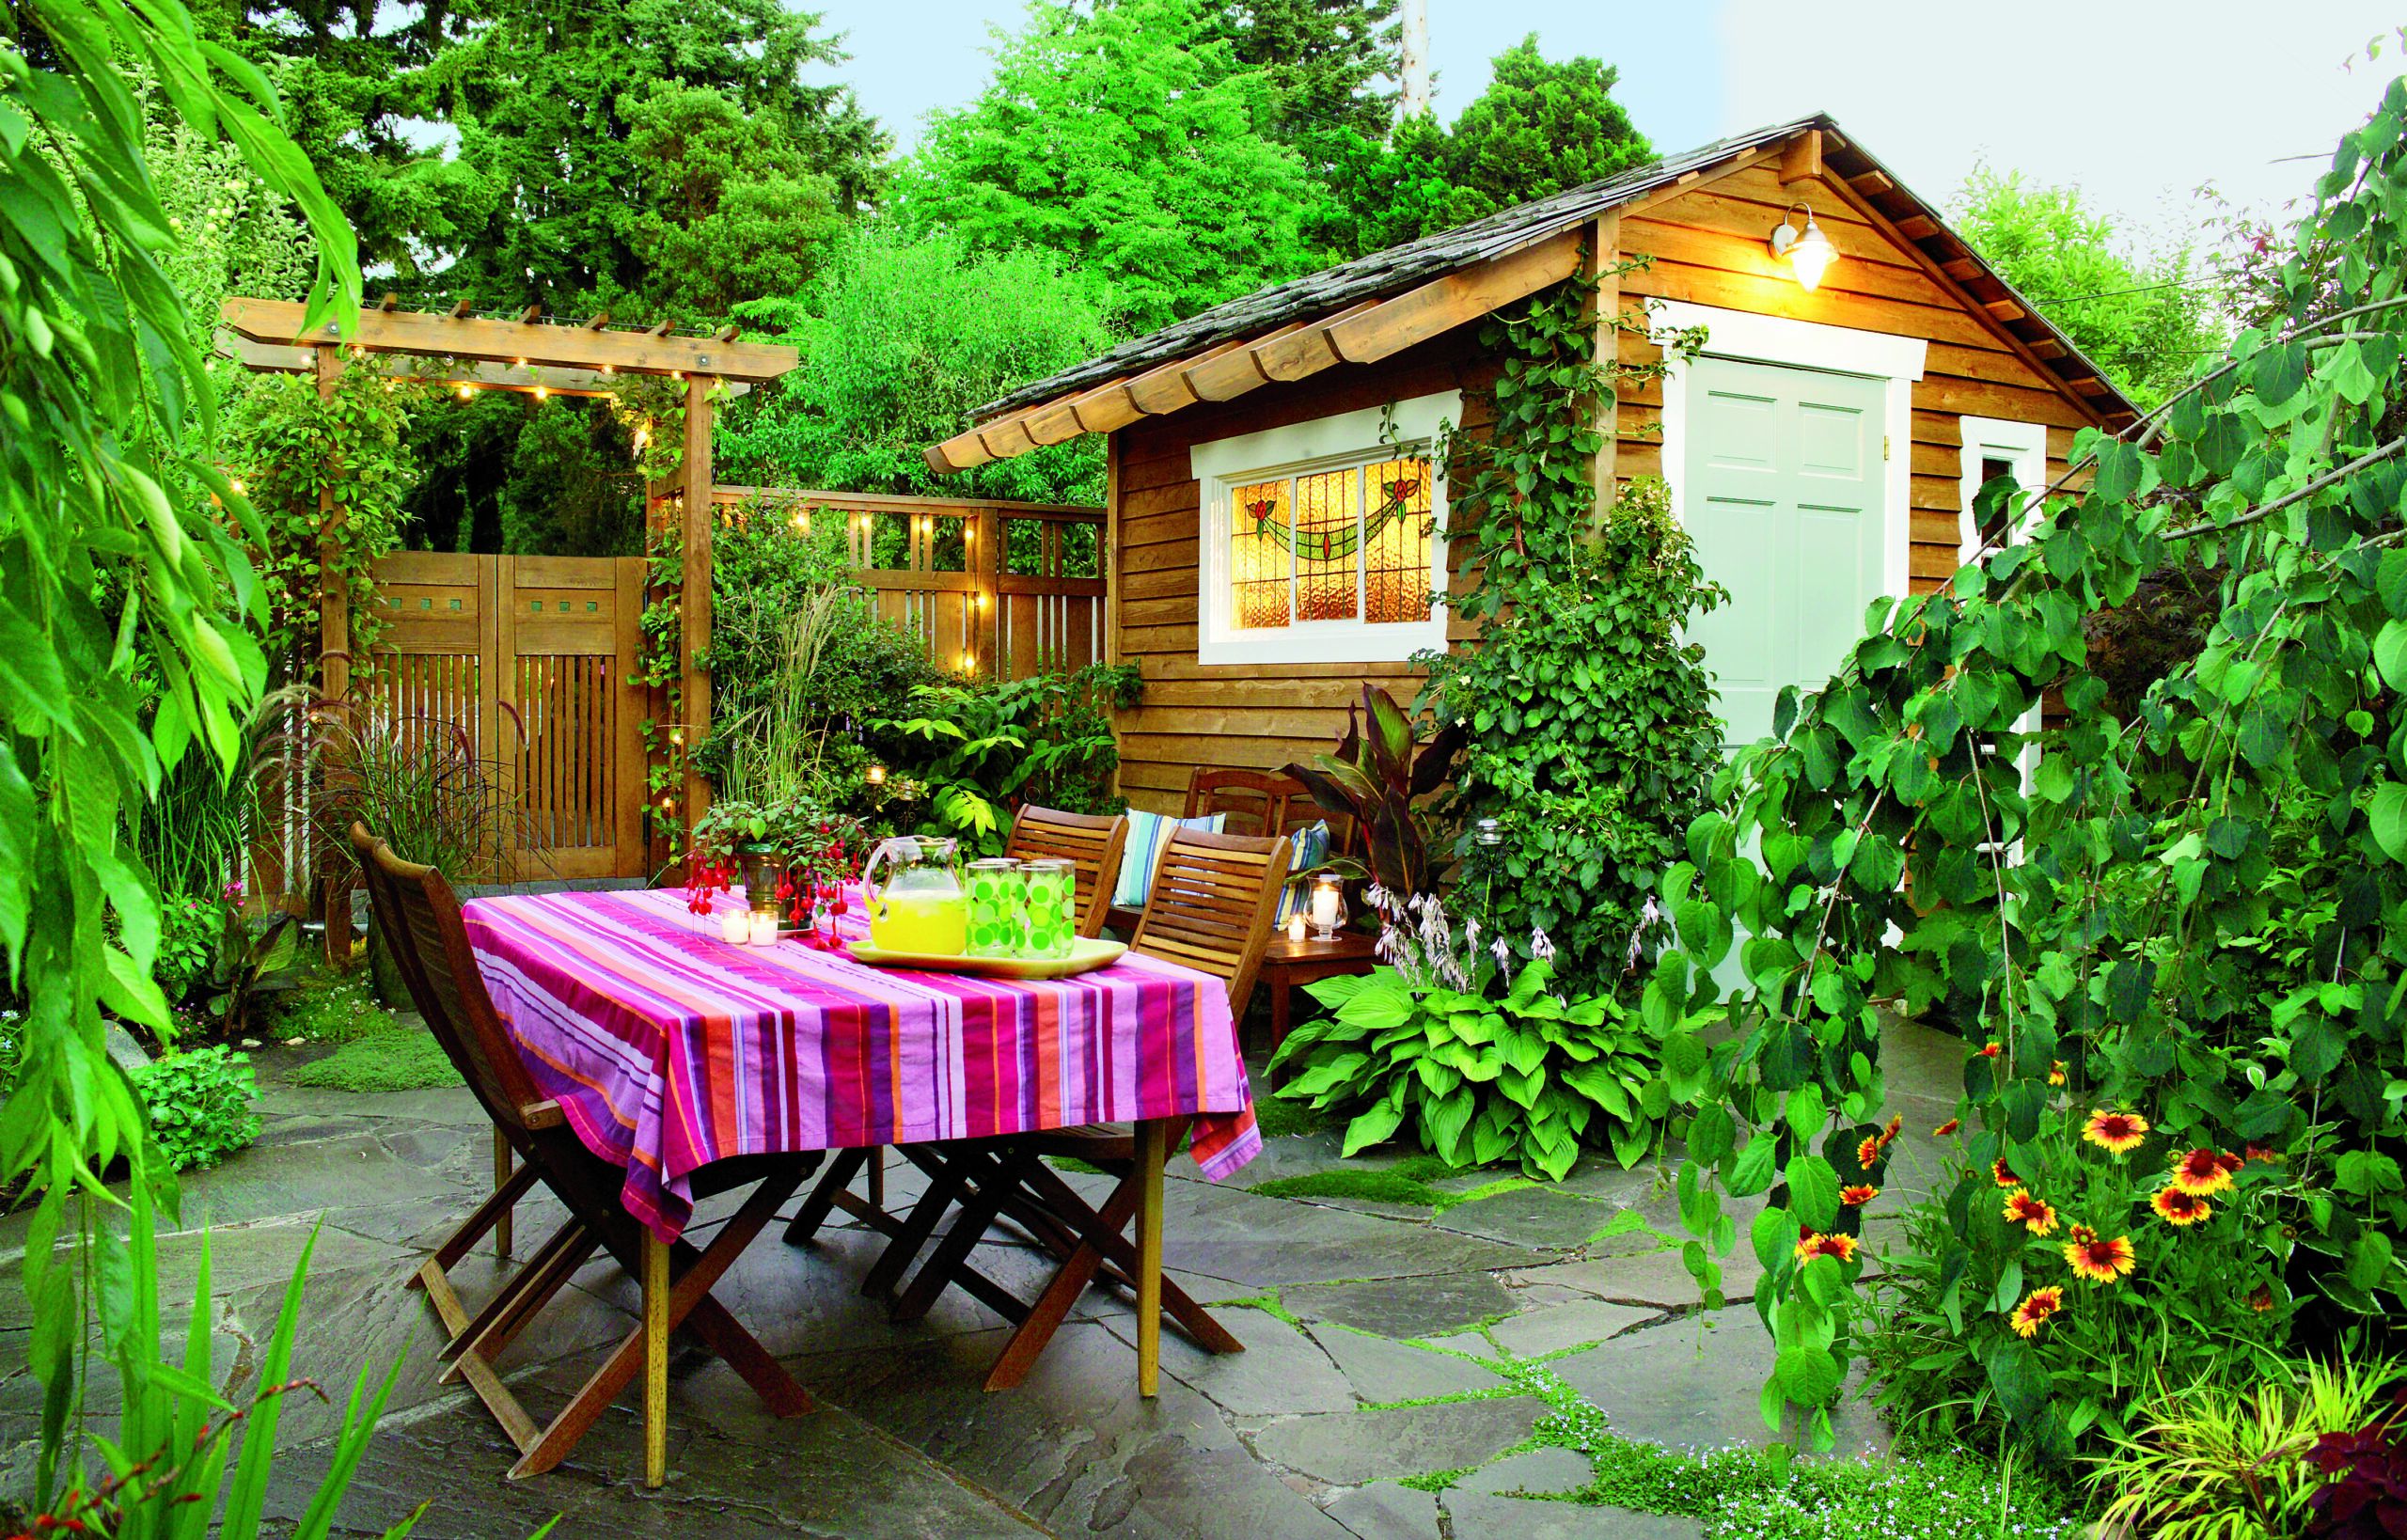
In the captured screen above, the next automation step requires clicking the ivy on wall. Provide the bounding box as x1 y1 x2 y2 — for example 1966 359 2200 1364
1418 259 1722 994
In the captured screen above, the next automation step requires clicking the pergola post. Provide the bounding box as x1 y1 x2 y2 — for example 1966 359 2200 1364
315 344 349 701
681 374 714 844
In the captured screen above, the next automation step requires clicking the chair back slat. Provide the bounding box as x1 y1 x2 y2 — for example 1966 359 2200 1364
1183 765 1356 856
1129 826 1291 1016
1003 806 1130 939
349 823 551 1136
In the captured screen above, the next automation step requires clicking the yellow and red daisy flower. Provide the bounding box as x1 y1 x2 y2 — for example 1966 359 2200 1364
1880 1113 1903 1147
2048 1060 2068 1087
2066 1222 2098 1246
2169 1148 2236 1197
2151 1186 2211 1226
2211 1150 2243 1176
2003 1187 2059 1236
1792 1231 1862 1265
2242 1142 2282 1164
1977 1041 2003 1059
1857 1135 1882 1170
2247 1284 2274 1312
2009 1285 2066 1339
1841 1184 1879 1207
2061 1233 2135 1283
2082 1109 2149 1155
1933 1118 1959 1138
1990 1156 2024 1188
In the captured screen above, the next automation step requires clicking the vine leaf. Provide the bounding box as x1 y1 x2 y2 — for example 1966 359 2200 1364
2368 782 2407 862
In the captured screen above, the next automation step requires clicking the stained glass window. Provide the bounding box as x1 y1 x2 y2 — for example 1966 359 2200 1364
1231 479 1291 630
1362 457 1434 623
1224 453 1436 634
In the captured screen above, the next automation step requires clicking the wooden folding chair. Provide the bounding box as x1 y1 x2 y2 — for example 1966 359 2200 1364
1005 804 1129 939
353 825 820 1486
884 825 1292 1392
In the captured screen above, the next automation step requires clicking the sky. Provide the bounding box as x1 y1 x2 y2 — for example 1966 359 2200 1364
805 0 2404 245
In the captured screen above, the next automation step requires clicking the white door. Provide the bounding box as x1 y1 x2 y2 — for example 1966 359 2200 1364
1681 356 1889 748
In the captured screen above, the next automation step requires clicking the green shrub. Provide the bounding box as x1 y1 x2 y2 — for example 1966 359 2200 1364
151 888 222 1004
878 664 1141 853
132 1045 262 1172
1268 951 1702 1183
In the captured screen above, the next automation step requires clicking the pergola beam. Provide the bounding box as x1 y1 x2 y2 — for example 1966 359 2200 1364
221 298 796 383
219 334 754 399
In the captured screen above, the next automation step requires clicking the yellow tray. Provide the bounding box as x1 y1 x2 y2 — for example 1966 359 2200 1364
844 936 1126 980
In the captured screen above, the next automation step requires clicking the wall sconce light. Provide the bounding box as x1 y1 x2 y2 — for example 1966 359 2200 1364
958 650 976 672
1769 204 1837 291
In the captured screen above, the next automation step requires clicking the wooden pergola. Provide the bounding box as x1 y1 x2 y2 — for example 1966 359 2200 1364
220 296 800 832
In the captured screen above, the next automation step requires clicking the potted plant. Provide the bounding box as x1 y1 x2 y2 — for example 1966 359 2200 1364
690 794 865 949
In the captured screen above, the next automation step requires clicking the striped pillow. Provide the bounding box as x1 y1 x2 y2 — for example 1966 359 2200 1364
1273 821 1332 924
1111 810 1227 909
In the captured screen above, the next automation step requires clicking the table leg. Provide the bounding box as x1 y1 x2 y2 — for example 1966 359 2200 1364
1135 1119 1167 1398
867 1144 886 1211
494 1128 514 1260
642 1231 669 1488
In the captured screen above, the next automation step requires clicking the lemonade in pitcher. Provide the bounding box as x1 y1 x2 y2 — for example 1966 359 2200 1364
863 837 969 954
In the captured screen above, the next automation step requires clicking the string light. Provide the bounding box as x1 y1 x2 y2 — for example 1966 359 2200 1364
512 357 527 370
458 384 477 400
669 729 684 746
534 385 550 401
228 479 246 495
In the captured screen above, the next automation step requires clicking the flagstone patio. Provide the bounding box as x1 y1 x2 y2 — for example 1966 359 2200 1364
0 1020 1962 1539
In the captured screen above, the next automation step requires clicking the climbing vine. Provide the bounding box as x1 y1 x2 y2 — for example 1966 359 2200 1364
1417 261 1723 993
220 358 426 680
1648 83 2407 1459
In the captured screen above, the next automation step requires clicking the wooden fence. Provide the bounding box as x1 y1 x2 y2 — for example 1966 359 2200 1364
698 487 1109 678
300 490 1107 894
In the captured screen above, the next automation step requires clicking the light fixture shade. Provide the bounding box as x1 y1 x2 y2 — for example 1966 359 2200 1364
1786 216 1837 291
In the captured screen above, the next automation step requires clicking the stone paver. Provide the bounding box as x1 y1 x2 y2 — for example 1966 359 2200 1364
1457 1444 1594 1496
1549 1312 1891 1455
1248 1397 1547 1485
1443 1493 1704 1540
1487 1297 1659 1359
1305 1324 1504 1404
0 1012 1964 1534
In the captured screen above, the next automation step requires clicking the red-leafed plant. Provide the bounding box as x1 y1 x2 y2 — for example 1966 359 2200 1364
1283 684 1464 900
2307 1386 2407 1539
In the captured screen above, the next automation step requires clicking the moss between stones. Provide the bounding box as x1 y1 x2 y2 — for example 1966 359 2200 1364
284 1025 461 1093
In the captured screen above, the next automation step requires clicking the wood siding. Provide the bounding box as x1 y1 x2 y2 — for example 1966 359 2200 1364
1105 159 2109 813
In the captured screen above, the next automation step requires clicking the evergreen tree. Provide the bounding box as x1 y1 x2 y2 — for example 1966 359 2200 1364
428 0 886 319
1330 33 1652 258
901 0 1320 333
1203 0 1399 259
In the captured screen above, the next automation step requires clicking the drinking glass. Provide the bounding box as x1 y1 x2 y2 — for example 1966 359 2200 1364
1019 858 1077 959
965 858 1025 957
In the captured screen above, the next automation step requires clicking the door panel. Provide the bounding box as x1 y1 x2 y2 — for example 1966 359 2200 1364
1683 356 1887 748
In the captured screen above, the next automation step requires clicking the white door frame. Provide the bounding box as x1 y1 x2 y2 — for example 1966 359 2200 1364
1650 299 1927 603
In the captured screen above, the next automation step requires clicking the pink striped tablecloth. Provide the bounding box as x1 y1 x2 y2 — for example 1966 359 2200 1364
462 885 1261 1242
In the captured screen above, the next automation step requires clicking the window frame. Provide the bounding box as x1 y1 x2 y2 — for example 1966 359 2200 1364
1958 415 2051 839
1188 392 1457 667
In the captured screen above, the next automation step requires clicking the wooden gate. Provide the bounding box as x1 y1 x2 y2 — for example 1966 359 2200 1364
373 551 649 881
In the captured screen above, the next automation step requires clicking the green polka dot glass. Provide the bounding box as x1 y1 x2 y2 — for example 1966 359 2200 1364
1019 857 1077 959
965 858 1025 957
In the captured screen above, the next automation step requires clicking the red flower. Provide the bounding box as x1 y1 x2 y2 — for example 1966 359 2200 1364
2247 1284 2274 1312
1977 1042 2003 1058
1991 1156 2023 1188
1933 1118 1959 1138
2048 1060 2068 1087
2009 1285 2065 1338
1840 1184 1879 1206
1879 1113 1903 1148
2002 1187 2058 1236
1793 1231 1861 1265
2082 1109 2149 1155
2151 1186 2211 1226
2062 1233 2135 1284
1857 1135 1881 1170
2169 1148 2237 1197
2066 1222 2098 1246
2242 1142 2281 1164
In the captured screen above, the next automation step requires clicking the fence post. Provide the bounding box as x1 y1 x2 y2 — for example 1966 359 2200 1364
975 502 1000 679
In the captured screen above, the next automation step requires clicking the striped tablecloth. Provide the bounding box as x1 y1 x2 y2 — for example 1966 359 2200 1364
462 885 1261 1242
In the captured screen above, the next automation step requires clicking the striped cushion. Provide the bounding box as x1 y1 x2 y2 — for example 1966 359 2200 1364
1272 821 1332 924
1111 811 1226 909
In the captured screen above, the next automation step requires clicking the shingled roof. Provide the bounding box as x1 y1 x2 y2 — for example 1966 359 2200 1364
935 114 2136 473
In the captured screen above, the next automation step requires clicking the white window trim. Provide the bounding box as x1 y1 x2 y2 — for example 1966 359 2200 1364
1958 415 2051 810
1649 299 1926 602
1956 415 2050 564
1188 391 1458 667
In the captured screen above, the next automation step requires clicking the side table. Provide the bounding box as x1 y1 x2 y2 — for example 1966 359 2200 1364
1258 931 1379 1065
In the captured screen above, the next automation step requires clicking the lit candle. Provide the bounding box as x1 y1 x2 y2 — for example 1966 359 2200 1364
1311 879 1340 935
718 909 749 945
1286 912 1307 945
748 911 780 946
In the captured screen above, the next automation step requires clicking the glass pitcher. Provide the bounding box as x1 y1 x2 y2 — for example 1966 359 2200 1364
861 836 968 955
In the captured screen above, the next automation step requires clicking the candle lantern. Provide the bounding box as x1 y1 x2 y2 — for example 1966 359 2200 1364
737 842 783 921
1309 872 1346 942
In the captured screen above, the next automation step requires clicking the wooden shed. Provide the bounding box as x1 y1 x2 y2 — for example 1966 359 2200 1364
926 115 2141 812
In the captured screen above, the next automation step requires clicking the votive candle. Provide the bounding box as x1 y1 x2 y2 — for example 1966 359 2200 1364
1286 912 1308 944
718 909 749 944
747 910 780 946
